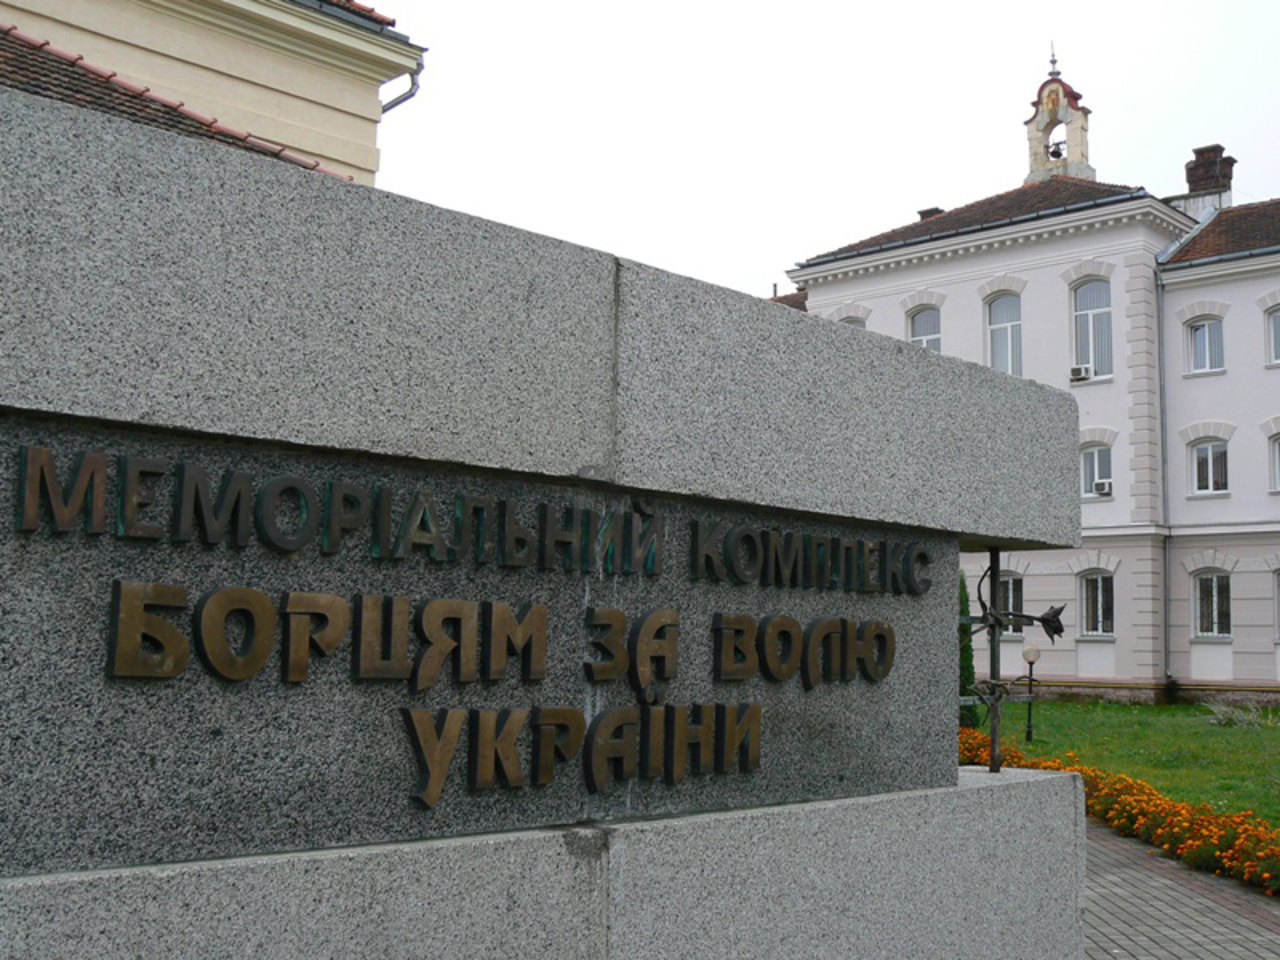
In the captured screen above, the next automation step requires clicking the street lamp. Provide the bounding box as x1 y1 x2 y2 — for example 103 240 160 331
1022 644 1041 742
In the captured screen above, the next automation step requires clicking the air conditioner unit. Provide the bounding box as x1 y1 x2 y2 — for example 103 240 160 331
1092 480 1113 497
1069 364 1093 383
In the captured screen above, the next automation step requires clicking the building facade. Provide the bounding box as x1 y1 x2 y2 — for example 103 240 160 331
784 66 1280 696
0 0 422 183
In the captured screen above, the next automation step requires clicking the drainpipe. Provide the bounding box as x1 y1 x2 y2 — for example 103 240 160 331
382 59 423 114
1155 270 1173 692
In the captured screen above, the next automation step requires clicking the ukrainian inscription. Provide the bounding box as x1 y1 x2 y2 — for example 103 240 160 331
16 444 932 810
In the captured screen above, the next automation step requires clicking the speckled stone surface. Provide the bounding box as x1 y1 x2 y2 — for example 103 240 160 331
0 414 957 876
606 767 1086 960
0 770 1084 960
615 261 1081 551
0 88 1079 552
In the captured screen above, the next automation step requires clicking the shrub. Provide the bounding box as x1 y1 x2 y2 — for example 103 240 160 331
958 728 1280 897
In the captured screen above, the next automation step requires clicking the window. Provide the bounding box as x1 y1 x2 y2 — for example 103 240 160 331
1270 309 1280 365
1271 435 1280 492
988 295 1022 376
1195 572 1231 636
1187 317 1224 372
998 575 1023 635
1081 445 1113 497
910 308 941 353
1080 572 1114 635
1191 439 1229 493
1073 280 1113 376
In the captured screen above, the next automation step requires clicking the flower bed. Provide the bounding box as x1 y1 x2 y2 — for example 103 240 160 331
958 727 1280 897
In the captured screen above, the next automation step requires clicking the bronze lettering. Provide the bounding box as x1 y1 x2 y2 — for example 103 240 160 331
353 594 413 681
172 464 253 547
194 587 276 681
281 592 349 682
371 485 395 559
255 475 321 554
639 704 665 779
109 580 189 678
402 707 466 808
322 481 370 555
715 703 762 773
392 489 451 561
852 620 896 682
712 612 757 680
903 543 932 595
627 503 662 576
414 598 479 691
804 535 833 590
802 616 844 691
117 456 167 539
664 702 715 785
762 529 802 588
497 501 535 567
757 614 803 682
597 511 625 575
468 708 529 790
725 526 763 584
481 601 547 681
538 503 585 572
454 496 497 565
584 706 639 793
19 446 108 534
690 519 728 581
530 707 586 787
628 607 679 702
583 607 628 682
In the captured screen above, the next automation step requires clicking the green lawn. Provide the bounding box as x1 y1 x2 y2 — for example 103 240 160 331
979 700 1280 826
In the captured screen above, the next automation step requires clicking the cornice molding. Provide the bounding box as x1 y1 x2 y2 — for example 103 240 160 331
1160 251 1280 289
136 0 422 84
789 199 1192 288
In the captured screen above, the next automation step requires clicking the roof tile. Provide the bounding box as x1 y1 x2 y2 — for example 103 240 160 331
799 177 1148 267
1165 199 1280 264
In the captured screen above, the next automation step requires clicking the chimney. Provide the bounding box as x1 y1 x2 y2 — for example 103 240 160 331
1185 144 1236 194
917 207 945 221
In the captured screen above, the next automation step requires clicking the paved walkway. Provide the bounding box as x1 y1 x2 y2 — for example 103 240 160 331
1086 819 1280 958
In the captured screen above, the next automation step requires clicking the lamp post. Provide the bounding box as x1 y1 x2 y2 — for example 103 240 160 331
1022 644 1040 742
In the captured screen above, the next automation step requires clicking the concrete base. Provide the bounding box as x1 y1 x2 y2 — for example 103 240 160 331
0 768 1085 959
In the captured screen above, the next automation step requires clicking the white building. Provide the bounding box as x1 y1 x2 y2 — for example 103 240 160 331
783 64 1280 698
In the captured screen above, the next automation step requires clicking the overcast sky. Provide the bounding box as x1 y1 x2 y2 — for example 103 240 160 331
374 1 1280 298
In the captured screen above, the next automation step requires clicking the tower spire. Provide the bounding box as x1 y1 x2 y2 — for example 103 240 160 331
1048 43 1060 79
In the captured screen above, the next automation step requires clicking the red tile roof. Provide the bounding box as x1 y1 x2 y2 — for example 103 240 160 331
308 0 396 27
0 23 351 179
769 288 808 311
798 177 1149 268
1164 199 1280 265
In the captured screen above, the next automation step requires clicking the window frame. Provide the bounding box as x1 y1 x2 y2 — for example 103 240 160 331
1269 309 1280 367
1079 571 1115 636
1271 435 1280 493
1186 316 1225 374
987 293 1022 377
1072 279 1113 377
1193 571 1232 637
1080 444 1113 498
998 574 1024 636
908 307 942 353
1190 438 1229 494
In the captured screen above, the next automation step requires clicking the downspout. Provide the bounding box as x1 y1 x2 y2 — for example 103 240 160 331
382 58 423 114
1155 270 1173 693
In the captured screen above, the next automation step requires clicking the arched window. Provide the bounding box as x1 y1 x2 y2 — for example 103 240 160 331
1081 444 1113 497
1187 316 1225 373
1194 571 1231 636
909 307 941 353
988 294 1022 376
1073 280 1112 377
1079 571 1114 635
1269 309 1280 365
1190 439 1229 493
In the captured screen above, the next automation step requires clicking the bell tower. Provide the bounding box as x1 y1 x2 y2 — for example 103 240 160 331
1024 51 1096 183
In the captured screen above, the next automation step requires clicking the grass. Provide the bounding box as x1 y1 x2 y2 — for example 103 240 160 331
977 700 1280 826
